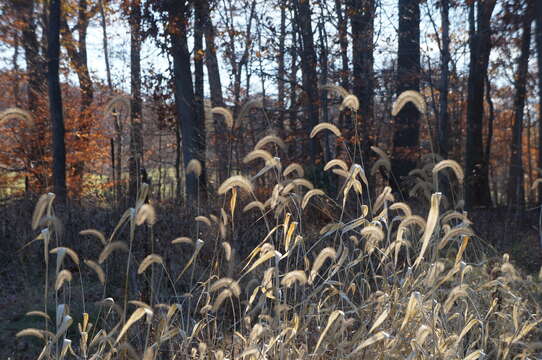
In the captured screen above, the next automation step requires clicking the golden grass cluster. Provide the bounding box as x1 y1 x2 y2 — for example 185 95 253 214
16 92 542 359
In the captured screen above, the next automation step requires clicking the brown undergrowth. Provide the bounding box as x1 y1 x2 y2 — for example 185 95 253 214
6 90 542 359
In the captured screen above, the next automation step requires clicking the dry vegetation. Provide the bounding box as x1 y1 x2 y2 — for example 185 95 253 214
12 92 542 359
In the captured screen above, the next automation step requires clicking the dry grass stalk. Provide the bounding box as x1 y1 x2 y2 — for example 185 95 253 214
339 94 359 112
283 163 304 178
432 159 464 184
221 242 232 261
310 122 342 138
254 134 287 153
79 229 107 245
137 254 164 274
324 159 349 172
309 247 337 284
195 215 212 228
171 236 193 245
83 260 105 284
391 90 427 116
320 84 350 98
281 270 307 288
55 270 73 291
98 241 128 263
218 175 253 195
302 189 325 209
136 204 156 226
413 193 442 268
186 159 203 177
211 107 234 128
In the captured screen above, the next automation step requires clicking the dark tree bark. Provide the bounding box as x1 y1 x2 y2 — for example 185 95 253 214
128 0 143 203
318 8 331 164
465 0 496 209
277 0 287 131
77 0 93 112
99 0 113 90
12 30 21 107
507 5 532 209
437 0 450 158
225 0 256 114
13 0 47 192
289 28 299 159
536 0 542 203
167 0 203 201
60 1 93 120
60 0 95 196
292 0 323 165
194 0 208 197
392 0 421 192
14 0 46 114
200 0 226 185
335 0 349 90
48 0 67 203
202 0 223 107
349 0 374 139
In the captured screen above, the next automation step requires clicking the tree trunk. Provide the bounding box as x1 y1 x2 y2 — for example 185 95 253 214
507 6 532 209
289 28 299 159
349 0 374 192
229 0 256 114
128 0 143 203
194 0 208 198
77 0 93 114
168 0 201 201
175 119 182 201
60 5 93 116
336 0 349 90
465 0 496 209
293 0 323 166
12 31 21 107
114 115 122 204
392 0 420 192
318 10 331 164
536 0 542 203
201 0 226 185
60 0 94 196
202 0 223 107
15 0 47 191
48 0 67 203
99 0 113 90
16 0 45 114
277 1 287 132
437 0 450 158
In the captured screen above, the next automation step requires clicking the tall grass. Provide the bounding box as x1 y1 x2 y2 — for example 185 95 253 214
15 91 542 359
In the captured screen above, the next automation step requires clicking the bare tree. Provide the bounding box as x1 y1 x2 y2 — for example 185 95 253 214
200 0 226 185
194 0 208 198
536 0 542 203
437 0 450 157
335 0 349 90
349 0 375 161
465 0 496 208
507 2 532 209
99 0 113 90
292 0 323 167
392 0 421 192
48 0 67 203
13 0 46 114
163 0 205 201
128 0 144 202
